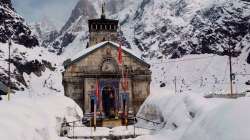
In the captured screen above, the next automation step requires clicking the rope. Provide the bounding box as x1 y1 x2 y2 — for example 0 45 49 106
235 74 250 76
134 126 159 131
149 55 216 65
136 116 163 125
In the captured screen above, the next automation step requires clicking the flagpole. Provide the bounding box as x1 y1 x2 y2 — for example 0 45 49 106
94 99 96 131
125 97 128 129
8 38 11 101
118 40 129 127
118 41 123 119
94 80 99 131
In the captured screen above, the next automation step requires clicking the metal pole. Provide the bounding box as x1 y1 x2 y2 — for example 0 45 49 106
229 46 233 95
174 76 177 94
125 99 128 129
73 122 74 139
8 39 11 101
94 100 97 131
133 115 136 137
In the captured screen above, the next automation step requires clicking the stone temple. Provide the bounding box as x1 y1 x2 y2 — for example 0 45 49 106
62 4 151 125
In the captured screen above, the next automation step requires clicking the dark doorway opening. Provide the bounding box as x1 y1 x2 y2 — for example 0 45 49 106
102 86 116 118
90 99 94 112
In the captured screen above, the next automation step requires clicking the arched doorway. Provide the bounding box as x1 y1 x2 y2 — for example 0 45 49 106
102 85 116 118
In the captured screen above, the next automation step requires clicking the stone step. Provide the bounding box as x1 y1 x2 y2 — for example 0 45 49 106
102 119 122 127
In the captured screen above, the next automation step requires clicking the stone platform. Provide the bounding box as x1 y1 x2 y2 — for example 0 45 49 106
102 119 122 127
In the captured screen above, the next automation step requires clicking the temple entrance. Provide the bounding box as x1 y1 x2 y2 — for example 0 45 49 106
90 98 94 112
102 85 116 118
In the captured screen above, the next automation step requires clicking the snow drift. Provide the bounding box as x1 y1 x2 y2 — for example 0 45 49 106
136 90 250 140
0 95 83 140
182 97 250 140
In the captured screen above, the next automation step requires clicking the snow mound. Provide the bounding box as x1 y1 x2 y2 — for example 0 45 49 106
136 91 250 140
137 91 212 130
0 95 83 140
182 97 250 140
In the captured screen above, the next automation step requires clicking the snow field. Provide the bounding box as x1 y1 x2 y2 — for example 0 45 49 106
0 95 83 140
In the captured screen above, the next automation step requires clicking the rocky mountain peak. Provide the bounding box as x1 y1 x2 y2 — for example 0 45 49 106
60 0 97 34
0 0 38 47
42 0 98 54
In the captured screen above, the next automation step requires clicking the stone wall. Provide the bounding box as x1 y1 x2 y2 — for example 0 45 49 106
89 31 118 46
63 80 85 112
84 78 96 113
132 79 150 113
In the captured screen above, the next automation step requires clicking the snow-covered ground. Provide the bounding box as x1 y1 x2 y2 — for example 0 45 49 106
0 93 150 140
1 89 250 140
135 88 250 140
149 52 250 95
0 94 82 140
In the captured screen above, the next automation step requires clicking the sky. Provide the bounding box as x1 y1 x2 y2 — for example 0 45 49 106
12 0 78 28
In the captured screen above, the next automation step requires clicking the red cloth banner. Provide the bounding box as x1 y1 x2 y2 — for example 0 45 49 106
118 43 122 65
121 69 129 91
95 80 99 103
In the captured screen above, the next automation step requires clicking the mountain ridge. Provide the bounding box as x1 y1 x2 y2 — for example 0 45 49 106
40 0 250 60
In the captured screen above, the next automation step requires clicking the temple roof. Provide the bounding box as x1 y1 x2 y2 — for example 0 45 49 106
63 41 150 68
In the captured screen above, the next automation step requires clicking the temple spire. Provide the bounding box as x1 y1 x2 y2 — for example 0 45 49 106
101 1 106 19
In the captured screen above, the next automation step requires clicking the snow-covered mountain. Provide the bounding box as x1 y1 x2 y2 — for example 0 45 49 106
45 0 250 56
43 0 98 54
0 0 62 94
31 17 59 52
128 0 250 59
42 0 137 54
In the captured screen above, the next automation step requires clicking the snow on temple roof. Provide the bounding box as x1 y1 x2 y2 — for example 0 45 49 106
63 41 150 68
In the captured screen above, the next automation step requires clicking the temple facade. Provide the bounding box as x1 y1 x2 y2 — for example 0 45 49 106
62 6 151 121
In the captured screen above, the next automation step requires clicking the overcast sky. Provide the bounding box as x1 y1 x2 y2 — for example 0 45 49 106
12 0 78 28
